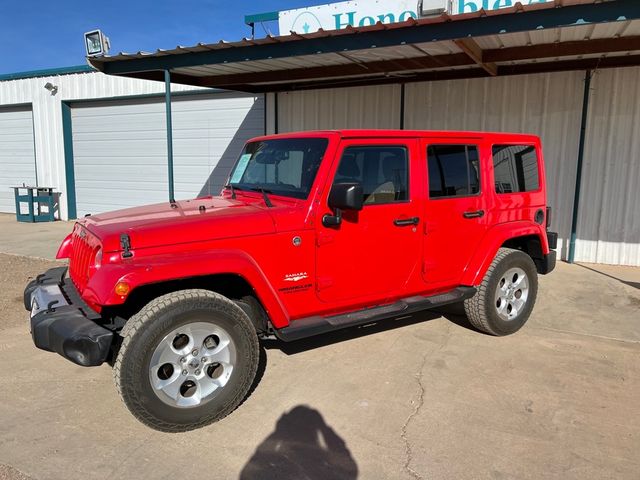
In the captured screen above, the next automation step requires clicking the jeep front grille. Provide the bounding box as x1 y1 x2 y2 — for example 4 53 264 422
69 226 96 292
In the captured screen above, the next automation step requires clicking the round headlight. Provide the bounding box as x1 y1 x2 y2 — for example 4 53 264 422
93 247 103 270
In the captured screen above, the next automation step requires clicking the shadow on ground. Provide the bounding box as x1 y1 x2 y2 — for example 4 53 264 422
577 263 640 290
239 405 358 480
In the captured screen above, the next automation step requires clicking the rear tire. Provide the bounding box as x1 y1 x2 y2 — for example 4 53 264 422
113 289 259 432
464 248 538 336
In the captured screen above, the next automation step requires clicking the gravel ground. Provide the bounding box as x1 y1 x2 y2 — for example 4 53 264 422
0 464 35 480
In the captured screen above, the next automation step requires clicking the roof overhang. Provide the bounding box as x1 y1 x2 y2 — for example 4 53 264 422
88 0 640 93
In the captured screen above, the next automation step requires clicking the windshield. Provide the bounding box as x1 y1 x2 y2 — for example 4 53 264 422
228 138 329 199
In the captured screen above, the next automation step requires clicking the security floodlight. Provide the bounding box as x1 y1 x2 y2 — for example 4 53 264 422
418 0 450 16
44 82 58 95
84 29 110 57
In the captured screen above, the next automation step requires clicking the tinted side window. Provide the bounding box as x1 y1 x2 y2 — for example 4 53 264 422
427 145 480 198
492 145 540 193
334 146 409 205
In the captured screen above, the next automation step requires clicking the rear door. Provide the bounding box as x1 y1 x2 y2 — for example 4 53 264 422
421 138 489 289
316 138 421 303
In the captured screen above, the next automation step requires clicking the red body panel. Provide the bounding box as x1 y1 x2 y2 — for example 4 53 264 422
57 130 550 328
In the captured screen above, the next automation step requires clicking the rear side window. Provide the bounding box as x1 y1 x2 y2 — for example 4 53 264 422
334 146 409 205
427 145 480 198
492 145 540 193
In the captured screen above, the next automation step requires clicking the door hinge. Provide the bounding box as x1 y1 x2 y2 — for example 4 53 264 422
316 231 335 247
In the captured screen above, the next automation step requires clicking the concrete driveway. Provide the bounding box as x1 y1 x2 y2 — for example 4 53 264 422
0 214 72 260
0 221 639 479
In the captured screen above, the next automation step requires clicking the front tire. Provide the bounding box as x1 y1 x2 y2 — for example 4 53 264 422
113 289 259 432
464 248 538 336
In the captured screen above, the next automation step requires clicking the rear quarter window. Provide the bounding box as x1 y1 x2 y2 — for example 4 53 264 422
427 145 480 198
492 145 540 193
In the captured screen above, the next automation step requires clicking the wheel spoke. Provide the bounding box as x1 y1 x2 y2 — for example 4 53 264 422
176 382 202 408
202 362 234 390
151 338 182 370
207 339 233 363
154 373 182 401
511 297 526 316
512 274 528 290
496 298 509 318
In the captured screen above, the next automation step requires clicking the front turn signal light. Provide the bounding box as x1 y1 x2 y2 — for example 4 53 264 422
115 282 131 297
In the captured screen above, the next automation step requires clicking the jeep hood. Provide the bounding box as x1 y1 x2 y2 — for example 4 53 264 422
80 197 276 253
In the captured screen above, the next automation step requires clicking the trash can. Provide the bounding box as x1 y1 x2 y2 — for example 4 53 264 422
12 186 58 222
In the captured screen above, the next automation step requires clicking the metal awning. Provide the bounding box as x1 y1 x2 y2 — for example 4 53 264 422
87 0 640 92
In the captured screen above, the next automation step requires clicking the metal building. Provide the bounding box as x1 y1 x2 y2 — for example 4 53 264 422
1 0 639 266
0 68 264 219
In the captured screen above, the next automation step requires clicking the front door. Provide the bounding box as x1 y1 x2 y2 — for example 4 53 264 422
316 138 421 304
421 139 489 289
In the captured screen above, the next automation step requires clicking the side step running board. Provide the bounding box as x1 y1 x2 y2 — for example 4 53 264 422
275 286 476 342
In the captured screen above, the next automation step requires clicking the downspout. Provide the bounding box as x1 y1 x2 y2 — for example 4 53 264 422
400 83 406 130
274 92 279 134
568 69 592 263
164 69 176 204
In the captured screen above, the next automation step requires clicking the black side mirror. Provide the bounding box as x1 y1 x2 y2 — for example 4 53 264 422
323 183 363 227
328 183 363 211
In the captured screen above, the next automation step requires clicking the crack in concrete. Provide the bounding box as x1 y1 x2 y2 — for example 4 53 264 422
530 326 640 345
400 352 428 480
400 325 453 480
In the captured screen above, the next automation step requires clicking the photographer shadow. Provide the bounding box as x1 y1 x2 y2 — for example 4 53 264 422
239 405 358 480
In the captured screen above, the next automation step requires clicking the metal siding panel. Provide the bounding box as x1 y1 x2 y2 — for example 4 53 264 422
278 84 401 132
0 71 205 219
575 66 640 266
0 106 37 213
171 93 265 200
405 71 585 260
71 92 264 217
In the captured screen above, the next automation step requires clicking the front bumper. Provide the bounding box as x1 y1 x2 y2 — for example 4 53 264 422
24 267 113 367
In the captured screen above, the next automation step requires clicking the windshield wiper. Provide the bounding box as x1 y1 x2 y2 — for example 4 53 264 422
250 187 274 208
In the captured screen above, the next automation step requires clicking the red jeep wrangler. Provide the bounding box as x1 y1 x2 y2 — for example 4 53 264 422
25 130 557 431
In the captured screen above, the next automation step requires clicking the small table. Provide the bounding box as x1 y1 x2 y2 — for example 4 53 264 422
12 186 58 222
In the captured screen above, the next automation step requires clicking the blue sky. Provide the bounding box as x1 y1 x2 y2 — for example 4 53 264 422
0 0 307 74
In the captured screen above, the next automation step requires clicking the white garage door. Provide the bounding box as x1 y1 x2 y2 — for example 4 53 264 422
0 105 37 213
71 92 264 217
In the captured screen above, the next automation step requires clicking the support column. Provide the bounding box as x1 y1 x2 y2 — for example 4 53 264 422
400 83 406 130
568 70 593 263
164 69 175 203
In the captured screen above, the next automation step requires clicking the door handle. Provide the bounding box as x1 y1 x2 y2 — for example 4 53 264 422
394 216 420 227
463 210 485 219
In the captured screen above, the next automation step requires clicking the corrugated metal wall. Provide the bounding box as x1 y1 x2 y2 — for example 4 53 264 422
405 71 586 260
70 92 263 217
575 67 640 266
277 84 401 132
2 68 638 265
0 72 202 220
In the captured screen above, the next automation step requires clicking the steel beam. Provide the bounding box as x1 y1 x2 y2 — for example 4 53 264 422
454 38 497 76
568 70 593 264
164 70 175 203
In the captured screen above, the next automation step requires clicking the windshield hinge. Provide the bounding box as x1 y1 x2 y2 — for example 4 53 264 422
120 233 133 258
